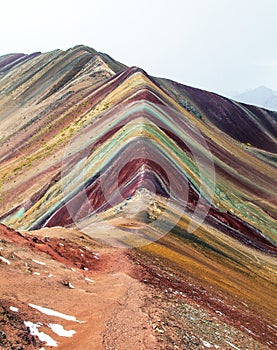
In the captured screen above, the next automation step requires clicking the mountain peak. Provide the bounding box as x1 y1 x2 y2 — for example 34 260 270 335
68 44 98 54
232 86 277 110
0 46 276 349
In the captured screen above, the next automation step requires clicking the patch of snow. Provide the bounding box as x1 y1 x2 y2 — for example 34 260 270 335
0 256 11 265
68 282 75 289
32 259 46 266
225 340 241 350
48 323 76 337
201 339 213 348
85 277 94 283
241 326 256 336
10 306 19 312
48 274 54 278
29 304 84 323
83 267 88 271
24 321 57 347
33 272 41 276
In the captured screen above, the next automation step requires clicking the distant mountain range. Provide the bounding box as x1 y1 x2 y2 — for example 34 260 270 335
227 86 277 111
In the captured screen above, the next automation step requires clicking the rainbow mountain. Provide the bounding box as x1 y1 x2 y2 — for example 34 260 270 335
0 45 276 348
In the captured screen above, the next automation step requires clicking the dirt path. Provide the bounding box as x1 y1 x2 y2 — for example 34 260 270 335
0 225 273 350
0 225 158 349
56 252 157 350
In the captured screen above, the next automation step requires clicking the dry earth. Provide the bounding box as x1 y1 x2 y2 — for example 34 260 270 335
0 225 274 349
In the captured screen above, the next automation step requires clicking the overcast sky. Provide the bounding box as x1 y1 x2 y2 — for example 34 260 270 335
1 0 277 95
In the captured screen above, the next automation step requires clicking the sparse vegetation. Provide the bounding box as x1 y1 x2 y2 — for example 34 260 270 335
102 102 109 110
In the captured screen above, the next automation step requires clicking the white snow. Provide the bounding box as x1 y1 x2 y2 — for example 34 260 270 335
10 306 19 312
241 326 256 336
29 304 84 323
0 256 11 265
68 282 75 289
32 259 46 266
33 272 41 276
85 277 94 283
24 321 57 347
225 340 241 350
48 323 76 337
201 339 213 348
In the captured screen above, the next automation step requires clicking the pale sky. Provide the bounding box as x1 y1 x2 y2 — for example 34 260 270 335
1 0 277 94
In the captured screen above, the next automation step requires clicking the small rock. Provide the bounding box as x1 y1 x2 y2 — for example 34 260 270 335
0 330 6 339
156 328 165 334
63 281 75 289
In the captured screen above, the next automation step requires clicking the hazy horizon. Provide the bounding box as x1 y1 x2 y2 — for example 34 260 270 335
1 0 276 95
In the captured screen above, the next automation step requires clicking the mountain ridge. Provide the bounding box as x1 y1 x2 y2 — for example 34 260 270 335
226 85 277 111
0 46 276 249
0 45 276 349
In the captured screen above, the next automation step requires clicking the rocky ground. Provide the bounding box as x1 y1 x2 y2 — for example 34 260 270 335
0 224 274 349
